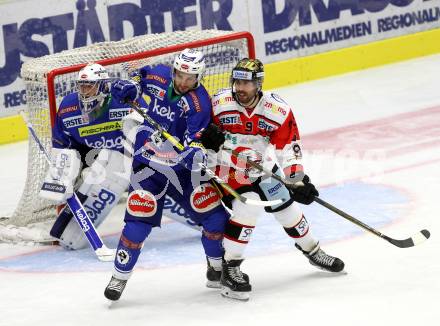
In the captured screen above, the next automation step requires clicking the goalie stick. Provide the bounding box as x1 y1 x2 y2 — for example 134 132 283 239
222 146 430 248
20 111 115 261
128 101 284 207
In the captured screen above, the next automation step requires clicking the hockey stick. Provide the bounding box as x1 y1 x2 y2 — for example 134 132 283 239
222 146 430 248
20 112 115 261
127 101 284 207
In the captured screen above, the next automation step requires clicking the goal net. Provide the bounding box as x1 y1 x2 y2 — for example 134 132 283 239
0 29 254 243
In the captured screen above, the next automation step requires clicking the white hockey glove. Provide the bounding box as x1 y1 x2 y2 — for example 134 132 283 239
39 148 81 203
122 109 145 144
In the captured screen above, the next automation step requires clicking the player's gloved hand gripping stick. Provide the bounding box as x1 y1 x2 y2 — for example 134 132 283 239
21 112 115 261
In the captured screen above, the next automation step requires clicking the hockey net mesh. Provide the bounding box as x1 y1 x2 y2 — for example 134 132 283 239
0 30 251 243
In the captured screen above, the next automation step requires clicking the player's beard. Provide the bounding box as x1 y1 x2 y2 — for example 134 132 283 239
176 84 190 94
236 91 257 107
173 82 194 95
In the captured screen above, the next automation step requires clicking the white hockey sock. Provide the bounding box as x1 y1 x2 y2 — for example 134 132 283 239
273 204 318 252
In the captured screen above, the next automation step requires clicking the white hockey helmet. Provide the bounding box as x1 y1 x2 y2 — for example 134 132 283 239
173 48 206 84
76 63 110 115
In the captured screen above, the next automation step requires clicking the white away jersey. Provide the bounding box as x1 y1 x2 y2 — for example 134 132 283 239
211 89 303 174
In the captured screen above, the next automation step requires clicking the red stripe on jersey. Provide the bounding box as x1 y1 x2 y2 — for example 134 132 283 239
228 219 256 229
223 234 250 244
120 235 143 249
270 110 300 149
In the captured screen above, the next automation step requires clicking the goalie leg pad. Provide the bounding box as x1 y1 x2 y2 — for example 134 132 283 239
49 192 87 239
58 149 130 250
162 195 202 231
59 187 120 249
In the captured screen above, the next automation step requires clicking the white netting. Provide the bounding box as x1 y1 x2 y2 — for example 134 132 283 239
0 30 251 243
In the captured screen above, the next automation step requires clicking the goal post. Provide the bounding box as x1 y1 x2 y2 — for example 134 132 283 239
0 30 255 243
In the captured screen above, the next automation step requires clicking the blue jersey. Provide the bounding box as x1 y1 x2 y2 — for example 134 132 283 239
53 93 145 156
133 64 212 167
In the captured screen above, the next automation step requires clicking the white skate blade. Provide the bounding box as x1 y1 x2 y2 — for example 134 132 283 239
309 262 347 274
221 286 250 301
96 247 116 262
206 280 221 289
106 299 117 308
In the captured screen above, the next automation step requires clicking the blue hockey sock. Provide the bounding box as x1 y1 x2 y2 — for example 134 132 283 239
114 220 152 279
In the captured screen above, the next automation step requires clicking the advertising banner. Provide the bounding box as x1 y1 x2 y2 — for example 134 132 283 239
1 0 439 116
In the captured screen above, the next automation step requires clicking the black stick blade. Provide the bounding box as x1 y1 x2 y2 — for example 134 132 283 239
383 229 430 248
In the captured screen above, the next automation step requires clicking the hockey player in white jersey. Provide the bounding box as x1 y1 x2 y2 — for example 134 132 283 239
202 58 345 301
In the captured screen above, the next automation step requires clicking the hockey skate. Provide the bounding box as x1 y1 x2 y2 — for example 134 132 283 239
207 258 250 289
206 258 222 289
296 243 345 273
104 276 127 301
220 259 251 301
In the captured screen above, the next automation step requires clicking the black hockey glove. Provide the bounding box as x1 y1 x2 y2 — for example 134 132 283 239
200 123 225 153
285 175 319 205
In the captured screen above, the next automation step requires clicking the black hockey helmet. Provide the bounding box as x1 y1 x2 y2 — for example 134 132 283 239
230 58 265 91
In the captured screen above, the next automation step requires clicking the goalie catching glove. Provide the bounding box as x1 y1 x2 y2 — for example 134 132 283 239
39 148 81 203
284 174 319 205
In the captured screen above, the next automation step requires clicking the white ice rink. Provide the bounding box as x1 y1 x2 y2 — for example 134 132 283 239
1 54 439 326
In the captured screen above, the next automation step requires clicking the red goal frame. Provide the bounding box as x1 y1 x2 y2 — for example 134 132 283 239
46 31 256 127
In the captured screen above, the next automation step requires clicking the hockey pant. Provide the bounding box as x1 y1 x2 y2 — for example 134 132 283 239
223 173 318 261
112 166 229 280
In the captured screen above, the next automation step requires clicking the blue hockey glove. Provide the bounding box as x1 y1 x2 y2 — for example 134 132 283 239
180 144 207 172
111 79 141 103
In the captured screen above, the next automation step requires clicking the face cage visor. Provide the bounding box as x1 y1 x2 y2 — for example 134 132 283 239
76 79 108 115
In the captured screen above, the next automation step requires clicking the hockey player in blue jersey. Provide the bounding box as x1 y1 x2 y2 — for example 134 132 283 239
39 63 139 250
39 63 135 249
103 49 231 301
40 62 201 253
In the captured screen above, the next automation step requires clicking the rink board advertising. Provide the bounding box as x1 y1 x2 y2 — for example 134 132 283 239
1 0 439 115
